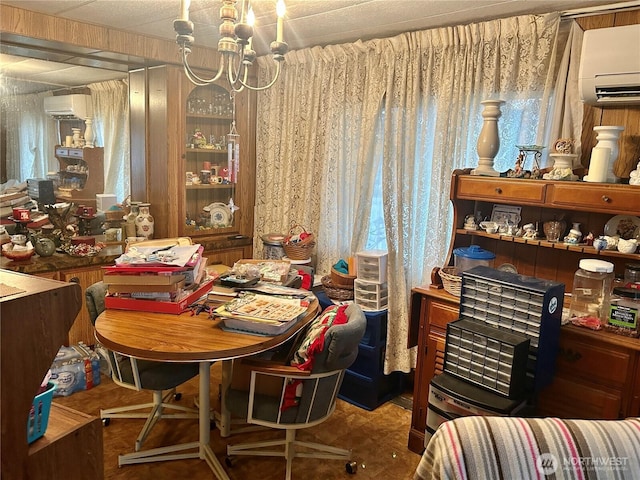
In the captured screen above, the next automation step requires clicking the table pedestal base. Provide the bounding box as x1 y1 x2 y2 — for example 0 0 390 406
117 362 230 480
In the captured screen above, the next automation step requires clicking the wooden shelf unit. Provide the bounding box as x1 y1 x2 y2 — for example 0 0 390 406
54 146 104 209
0 271 103 478
407 171 640 453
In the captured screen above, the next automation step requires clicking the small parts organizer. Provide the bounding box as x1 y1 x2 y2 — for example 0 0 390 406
445 318 530 399
458 266 565 393
354 250 388 311
460 266 564 392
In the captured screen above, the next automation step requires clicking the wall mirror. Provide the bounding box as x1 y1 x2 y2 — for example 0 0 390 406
0 34 151 206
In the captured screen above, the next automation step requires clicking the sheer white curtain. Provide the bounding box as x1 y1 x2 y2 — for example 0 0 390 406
1 91 57 181
88 79 130 202
256 13 572 372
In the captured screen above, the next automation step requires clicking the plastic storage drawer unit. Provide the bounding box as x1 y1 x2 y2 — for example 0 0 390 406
354 279 389 311
356 250 388 283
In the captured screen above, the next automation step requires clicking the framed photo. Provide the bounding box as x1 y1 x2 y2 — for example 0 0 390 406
490 205 522 226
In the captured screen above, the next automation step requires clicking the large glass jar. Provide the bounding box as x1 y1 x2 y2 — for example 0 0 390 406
569 259 614 323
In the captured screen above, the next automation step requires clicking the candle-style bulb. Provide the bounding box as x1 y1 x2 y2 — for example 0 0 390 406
180 0 191 21
276 0 285 42
247 7 255 26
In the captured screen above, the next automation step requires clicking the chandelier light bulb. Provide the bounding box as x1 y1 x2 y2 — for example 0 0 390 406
174 0 287 91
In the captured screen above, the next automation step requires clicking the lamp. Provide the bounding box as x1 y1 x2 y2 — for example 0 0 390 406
173 0 288 92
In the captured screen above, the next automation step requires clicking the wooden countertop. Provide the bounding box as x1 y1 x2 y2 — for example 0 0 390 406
0 245 123 274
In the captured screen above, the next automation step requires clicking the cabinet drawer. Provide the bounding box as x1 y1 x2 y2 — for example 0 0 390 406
427 300 459 330
457 176 546 203
537 376 622 419
555 334 631 389
547 184 640 214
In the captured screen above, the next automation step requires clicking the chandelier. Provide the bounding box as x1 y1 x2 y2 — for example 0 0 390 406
173 0 288 92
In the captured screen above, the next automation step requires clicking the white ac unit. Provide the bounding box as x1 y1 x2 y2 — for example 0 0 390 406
44 94 93 119
579 24 640 106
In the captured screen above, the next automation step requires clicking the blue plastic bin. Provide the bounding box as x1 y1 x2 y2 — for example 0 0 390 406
27 382 55 443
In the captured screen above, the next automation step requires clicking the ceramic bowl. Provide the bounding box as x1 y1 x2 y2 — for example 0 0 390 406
618 238 638 254
2 242 35 261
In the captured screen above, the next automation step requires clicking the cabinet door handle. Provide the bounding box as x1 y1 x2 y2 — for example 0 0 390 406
495 187 502 194
601 195 610 203
69 277 80 284
558 347 582 363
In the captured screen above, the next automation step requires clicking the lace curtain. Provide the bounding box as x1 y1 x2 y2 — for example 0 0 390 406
1 91 57 181
256 13 573 373
88 79 130 202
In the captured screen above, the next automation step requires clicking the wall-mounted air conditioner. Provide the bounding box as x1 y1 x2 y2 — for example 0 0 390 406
44 94 93 119
579 24 640 106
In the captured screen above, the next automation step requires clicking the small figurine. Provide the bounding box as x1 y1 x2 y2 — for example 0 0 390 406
522 223 539 239
463 214 478 231
629 160 640 186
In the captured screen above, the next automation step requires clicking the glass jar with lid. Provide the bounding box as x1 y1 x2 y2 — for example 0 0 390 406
568 258 615 323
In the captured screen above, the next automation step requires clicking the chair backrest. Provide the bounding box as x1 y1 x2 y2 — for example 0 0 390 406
85 281 145 391
292 303 366 423
86 281 109 325
311 302 366 373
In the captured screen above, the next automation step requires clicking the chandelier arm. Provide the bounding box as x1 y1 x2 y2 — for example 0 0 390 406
182 49 225 85
226 55 246 93
237 61 282 91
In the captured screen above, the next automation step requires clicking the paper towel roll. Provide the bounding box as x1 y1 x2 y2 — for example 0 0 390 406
585 146 610 183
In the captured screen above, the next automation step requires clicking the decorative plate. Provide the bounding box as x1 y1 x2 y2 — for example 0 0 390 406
204 202 231 227
604 215 640 240
497 263 518 274
63 242 105 257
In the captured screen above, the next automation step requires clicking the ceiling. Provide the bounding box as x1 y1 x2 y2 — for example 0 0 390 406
0 0 634 94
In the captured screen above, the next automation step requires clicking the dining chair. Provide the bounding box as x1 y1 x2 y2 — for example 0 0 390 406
225 302 366 480
86 281 199 452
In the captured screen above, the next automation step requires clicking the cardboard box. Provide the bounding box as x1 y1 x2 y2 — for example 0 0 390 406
105 278 214 314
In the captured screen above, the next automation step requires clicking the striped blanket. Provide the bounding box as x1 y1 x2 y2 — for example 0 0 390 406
414 416 640 480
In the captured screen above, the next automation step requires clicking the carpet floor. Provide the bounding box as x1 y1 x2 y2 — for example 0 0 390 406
54 362 422 480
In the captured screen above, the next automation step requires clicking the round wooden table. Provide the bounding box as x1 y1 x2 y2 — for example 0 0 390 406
95 298 319 479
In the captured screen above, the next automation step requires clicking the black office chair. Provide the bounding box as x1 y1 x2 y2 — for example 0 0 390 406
86 281 199 453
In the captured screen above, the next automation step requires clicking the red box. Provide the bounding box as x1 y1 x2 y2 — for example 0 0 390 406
104 279 214 314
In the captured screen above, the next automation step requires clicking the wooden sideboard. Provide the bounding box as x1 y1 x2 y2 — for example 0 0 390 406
407 171 640 453
0 271 103 478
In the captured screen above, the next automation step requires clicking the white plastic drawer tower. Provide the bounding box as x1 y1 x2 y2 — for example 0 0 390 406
355 250 388 311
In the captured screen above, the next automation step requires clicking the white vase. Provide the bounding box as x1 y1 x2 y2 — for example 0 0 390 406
72 128 82 148
135 203 154 240
593 126 624 183
472 99 505 177
84 118 95 148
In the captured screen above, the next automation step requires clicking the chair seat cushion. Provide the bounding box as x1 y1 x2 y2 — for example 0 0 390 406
117 359 199 391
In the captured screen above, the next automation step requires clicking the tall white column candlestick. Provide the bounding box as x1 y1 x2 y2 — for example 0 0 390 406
585 146 610 183
472 99 504 177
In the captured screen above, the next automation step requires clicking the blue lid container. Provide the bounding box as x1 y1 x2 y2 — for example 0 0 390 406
453 245 496 273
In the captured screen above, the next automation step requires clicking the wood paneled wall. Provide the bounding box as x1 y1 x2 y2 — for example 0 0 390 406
577 10 640 179
0 4 216 70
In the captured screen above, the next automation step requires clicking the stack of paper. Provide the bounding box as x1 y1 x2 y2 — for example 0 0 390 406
215 293 309 335
103 244 214 314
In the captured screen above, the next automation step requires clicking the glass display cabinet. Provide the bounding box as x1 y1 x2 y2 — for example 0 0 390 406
133 65 256 265
184 85 239 236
